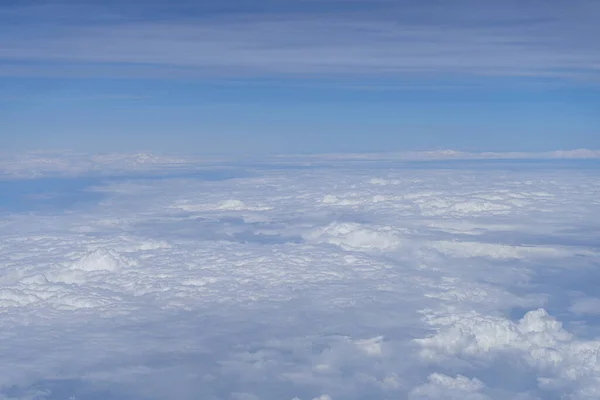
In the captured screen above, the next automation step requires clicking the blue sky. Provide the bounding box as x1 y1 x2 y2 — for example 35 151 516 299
1 0 599 154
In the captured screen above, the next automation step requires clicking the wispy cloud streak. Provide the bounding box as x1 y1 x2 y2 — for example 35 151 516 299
1 0 599 80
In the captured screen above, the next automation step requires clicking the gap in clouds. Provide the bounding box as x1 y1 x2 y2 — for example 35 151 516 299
0 169 253 213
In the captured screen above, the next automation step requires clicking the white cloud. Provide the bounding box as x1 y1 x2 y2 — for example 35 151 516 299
2 150 600 179
303 222 404 251
570 297 600 316
416 308 600 398
1 1 600 80
0 153 599 399
409 373 490 400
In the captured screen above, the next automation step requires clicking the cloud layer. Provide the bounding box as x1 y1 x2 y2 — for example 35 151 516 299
0 154 599 399
1 0 599 80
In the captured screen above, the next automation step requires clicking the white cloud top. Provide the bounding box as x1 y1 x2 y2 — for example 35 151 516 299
0 154 599 399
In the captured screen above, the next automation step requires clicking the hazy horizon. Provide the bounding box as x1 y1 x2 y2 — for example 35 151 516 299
2 0 599 154
2 1 600 399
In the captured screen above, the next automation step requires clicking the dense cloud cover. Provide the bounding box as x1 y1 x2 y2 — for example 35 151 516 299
0 155 599 399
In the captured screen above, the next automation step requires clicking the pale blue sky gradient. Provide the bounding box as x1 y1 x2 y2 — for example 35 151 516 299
1 0 599 154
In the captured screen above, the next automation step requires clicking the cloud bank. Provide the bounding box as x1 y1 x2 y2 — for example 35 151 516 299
0 154 599 399
1 149 599 179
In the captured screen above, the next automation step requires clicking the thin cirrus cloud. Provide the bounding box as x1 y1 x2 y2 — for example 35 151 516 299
1 0 599 81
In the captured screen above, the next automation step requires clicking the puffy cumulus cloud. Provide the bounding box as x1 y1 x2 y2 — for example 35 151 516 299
416 308 600 398
0 247 140 311
230 393 261 400
218 333 408 399
409 373 490 400
173 199 274 212
70 247 135 272
303 222 405 251
355 336 385 357
0 154 599 399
